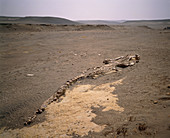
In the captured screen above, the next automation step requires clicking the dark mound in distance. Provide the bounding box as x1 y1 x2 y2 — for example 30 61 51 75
122 19 170 29
0 16 79 25
0 24 114 32
77 20 121 25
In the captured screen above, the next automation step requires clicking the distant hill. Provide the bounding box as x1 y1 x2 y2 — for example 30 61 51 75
77 20 123 25
122 19 170 29
123 19 170 23
0 16 80 25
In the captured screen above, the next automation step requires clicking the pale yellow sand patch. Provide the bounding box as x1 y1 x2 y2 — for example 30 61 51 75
0 79 124 138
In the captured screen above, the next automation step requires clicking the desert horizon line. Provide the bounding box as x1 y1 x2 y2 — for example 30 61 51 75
0 15 170 21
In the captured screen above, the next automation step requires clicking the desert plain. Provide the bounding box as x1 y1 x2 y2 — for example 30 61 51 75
0 20 170 137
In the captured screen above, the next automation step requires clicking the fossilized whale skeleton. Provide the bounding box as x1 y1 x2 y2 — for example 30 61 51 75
24 54 140 125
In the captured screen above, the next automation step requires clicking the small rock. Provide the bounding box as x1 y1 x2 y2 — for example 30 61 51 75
166 92 170 96
167 85 170 88
53 97 57 101
117 63 129 68
129 116 135 122
72 79 76 83
129 62 135 66
36 109 42 114
103 59 111 64
0 115 5 119
63 84 69 88
73 77 78 81
69 80 73 83
41 104 47 109
60 85 67 90
26 74 34 77
153 101 158 104
138 123 147 131
159 97 170 101
56 93 61 98
32 115 36 120
66 82 70 86
26 119 32 125
57 89 64 94
163 105 166 108
116 127 127 135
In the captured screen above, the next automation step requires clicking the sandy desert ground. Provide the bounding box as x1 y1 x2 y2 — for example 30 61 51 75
0 23 170 137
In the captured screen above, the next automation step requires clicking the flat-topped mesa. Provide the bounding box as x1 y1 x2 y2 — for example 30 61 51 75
24 54 140 126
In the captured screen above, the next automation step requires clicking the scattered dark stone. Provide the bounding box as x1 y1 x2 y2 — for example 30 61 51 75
116 63 129 68
40 24 51 26
159 97 170 101
57 89 64 94
63 84 69 88
116 126 127 136
65 82 70 87
129 116 136 122
0 115 5 119
36 109 42 114
41 104 47 109
56 94 61 98
103 128 114 136
53 97 57 101
72 79 76 83
41 107 45 111
163 27 170 30
167 125 170 130
0 23 13 26
138 123 147 131
26 120 32 125
103 59 112 64
163 105 166 108
57 98 63 103
47 100 53 105
32 115 36 120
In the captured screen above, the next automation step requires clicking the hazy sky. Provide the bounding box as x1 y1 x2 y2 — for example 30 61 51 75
0 0 170 20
